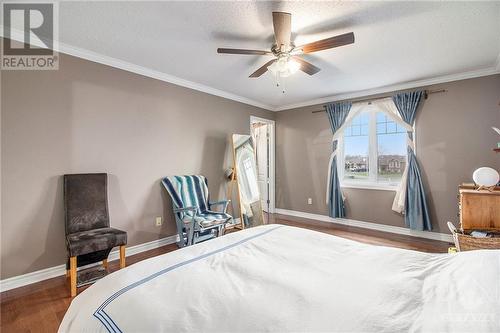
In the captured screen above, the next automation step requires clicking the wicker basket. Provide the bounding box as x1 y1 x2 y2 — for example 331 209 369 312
453 233 500 251
447 221 500 251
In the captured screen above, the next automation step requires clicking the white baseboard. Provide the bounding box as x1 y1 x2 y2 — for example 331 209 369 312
275 208 453 243
0 234 179 293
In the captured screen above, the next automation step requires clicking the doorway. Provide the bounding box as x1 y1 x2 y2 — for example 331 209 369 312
250 116 275 214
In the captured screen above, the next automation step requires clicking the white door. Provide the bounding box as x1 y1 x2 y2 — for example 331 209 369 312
252 123 270 212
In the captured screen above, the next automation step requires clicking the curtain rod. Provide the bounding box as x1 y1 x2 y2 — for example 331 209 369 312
311 89 447 113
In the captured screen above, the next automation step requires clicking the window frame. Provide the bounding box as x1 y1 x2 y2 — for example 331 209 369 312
337 105 410 192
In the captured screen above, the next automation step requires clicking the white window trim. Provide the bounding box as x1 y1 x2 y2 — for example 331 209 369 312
338 105 408 191
341 182 398 192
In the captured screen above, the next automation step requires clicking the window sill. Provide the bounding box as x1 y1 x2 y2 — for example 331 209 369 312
341 183 398 192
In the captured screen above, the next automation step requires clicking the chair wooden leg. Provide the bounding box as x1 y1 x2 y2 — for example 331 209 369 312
70 256 77 297
66 269 70 278
102 259 108 271
119 245 126 269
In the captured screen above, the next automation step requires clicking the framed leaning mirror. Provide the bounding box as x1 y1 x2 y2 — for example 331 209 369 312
232 134 265 228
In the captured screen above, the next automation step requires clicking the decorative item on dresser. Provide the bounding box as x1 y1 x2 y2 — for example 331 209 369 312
472 167 500 190
449 185 500 251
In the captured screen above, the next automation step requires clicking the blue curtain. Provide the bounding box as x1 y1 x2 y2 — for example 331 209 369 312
392 91 431 230
326 101 352 218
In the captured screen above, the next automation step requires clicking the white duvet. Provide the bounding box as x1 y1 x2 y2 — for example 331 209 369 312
59 225 500 333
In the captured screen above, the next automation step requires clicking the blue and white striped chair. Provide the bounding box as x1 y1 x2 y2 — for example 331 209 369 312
162 175 233 247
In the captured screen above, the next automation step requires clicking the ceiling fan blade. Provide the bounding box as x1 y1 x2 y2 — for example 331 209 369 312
292 57 321 75
249 59 276 78
217 48 272 55
297 32 354 54
272 12 291 49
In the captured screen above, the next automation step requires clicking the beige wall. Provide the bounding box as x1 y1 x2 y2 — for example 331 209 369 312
0 54 274 279
1 51 499 280
276 74 500 233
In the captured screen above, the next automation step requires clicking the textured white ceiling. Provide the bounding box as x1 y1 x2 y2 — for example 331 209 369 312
58 1 500 110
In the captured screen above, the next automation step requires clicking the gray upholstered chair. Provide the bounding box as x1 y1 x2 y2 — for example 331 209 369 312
64 173 127 296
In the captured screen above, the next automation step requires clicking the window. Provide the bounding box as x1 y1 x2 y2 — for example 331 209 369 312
339 106 408 190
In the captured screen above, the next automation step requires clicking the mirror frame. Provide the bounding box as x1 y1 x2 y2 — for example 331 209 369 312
231 134 265 229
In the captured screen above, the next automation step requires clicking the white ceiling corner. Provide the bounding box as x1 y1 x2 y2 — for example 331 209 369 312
5 1 500 111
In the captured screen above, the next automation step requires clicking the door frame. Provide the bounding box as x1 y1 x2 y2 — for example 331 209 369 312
250 116 276 214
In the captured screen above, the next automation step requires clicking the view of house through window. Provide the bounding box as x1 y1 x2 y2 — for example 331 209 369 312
343 113 369 181
376 113 407 183
341 106 408 188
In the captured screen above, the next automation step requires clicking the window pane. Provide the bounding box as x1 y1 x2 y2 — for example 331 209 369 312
377 130 407 183
387 122 397 133
376 112 386 123
344 118 369 182
376 123 385 134
352 125 361 136
343 110 408 187
397 123 407 133
361 125 369 136
359 113 370 125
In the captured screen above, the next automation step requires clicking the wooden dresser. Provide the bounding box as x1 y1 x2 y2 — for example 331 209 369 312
453 186 500 251
459 186 500 232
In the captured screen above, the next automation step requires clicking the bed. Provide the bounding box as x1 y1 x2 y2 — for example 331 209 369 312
59 224 500 332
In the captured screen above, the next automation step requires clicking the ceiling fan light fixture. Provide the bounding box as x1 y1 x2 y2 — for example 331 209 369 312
286 58 301 75
268 57 301 78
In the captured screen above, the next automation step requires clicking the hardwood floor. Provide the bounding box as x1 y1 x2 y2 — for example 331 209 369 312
0 215 451 332
270 214 451 253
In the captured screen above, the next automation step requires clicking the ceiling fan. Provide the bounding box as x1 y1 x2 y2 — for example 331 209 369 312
217 12 355 79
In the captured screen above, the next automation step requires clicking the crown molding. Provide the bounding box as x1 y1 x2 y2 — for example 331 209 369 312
58 43 277 111
2 29 275 111
3 29 499 112
273 66 500 111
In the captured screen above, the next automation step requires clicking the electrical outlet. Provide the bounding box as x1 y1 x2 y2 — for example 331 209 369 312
155 216 163 226
308 198 312 205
